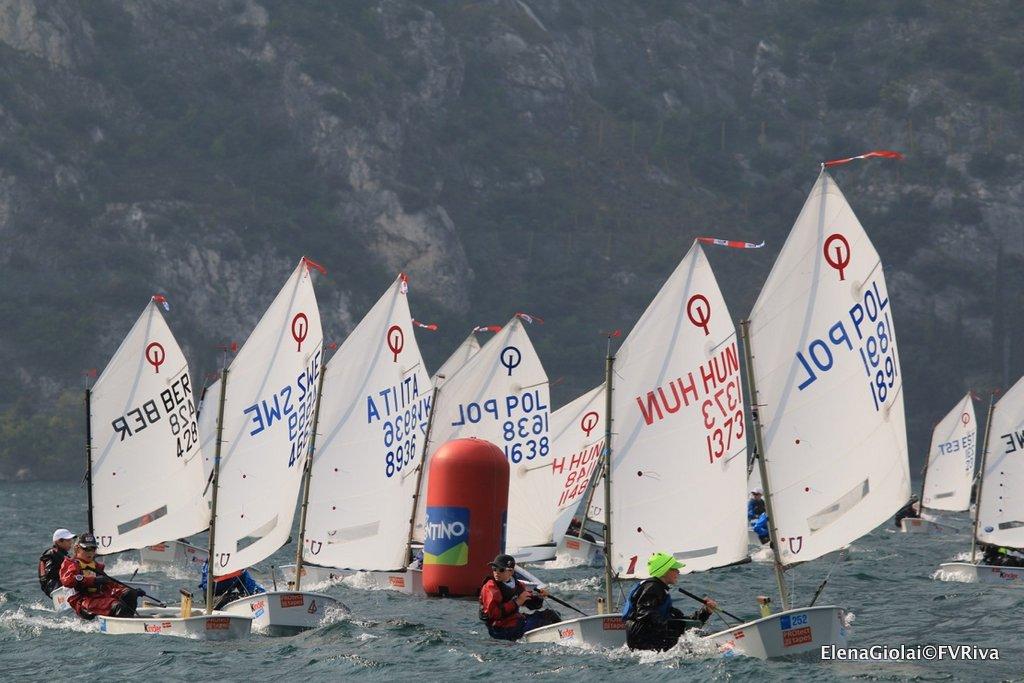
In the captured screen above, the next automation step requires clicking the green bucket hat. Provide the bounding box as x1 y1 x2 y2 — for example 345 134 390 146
647 551 685 578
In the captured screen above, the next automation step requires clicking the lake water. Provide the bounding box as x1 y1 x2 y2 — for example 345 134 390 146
1 481 1018 681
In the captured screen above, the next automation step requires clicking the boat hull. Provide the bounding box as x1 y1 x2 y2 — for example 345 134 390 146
98 607 251 640
278 564 425 595
509 544 557 564
524 606 849 660
139 540 208 570
555 536 604 566
936 562 1024 585
51 581 161 614
220 591 344 635
900 518 950 534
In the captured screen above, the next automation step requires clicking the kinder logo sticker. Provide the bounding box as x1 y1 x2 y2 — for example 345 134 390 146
558 628 576 639
280 594 305 608
250 600 265 613
782 626 813 647
144 623 162 633
423 506 470 566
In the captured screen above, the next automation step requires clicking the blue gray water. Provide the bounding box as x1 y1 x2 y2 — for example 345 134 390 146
2 481 1020 681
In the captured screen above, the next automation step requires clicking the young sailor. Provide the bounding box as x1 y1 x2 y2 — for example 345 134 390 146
623 551 718 651
59 533 143 619
478 554 560 641
39 529 75 597
199 560 266 610
747 489 766 521
893 495 921 528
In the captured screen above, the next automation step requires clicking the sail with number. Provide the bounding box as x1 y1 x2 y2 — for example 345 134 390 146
747 171 910 566
611 242 748 577
413 316 551 551
302 275 433 571
976 377 1024 548
923 393 977 512
432 333 481 386
547 384 606 544
90 299 208 554
205 259 323 576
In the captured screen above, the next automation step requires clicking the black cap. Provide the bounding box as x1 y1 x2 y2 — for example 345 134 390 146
488 553 516 570
77 533 98 549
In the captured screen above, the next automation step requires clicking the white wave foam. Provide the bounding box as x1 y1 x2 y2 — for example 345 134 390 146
0 606 98 637
104 557 142 576
749 547 773 563
538 555 593 570
544 576 602 593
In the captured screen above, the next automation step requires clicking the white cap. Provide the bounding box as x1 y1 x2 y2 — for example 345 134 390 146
750 488 763 495
53 529 76 543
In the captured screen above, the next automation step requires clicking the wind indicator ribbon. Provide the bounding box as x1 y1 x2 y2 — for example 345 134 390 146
151 294 170 311
302 257 327 275
515 312 544 325
697 236 765 250
412 319 438 331
399 272 409 294
473 325 502 334
823 150 904 168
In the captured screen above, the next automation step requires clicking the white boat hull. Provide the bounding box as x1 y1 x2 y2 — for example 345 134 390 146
278 564 425 595
220 591 343 635
525 606 849 660
139 540 208 570
510 544 557 564
51 581 161 614
936 562 1024 585
98 607 252 640
706 606 849 659
555 536 604 566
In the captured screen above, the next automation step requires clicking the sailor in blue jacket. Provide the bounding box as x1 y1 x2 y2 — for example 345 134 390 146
199 560 266 609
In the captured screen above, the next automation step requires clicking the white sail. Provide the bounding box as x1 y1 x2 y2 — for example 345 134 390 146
303 275 433 571
206 260 323 576
546 384 605 543
414 317 551 550
90 300 207 554
748 171 910 566
432 333 481 386
611 242 748 577
977 377 1024 548
922 393 976 512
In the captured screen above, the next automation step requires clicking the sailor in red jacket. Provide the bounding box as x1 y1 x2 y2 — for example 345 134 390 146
59 533 142 619
478 554 560 641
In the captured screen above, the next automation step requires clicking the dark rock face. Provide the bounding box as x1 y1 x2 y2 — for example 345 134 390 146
0 0 1021 478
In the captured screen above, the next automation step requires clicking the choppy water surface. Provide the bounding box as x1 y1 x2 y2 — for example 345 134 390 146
2 482 1020 681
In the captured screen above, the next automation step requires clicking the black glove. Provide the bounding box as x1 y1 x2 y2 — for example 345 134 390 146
136 588 147 597
94 576 110 588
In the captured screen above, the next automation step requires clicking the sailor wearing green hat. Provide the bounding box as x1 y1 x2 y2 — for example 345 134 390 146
621 551 718 651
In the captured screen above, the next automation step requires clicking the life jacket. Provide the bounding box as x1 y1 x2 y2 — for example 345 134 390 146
478 577 524 623
72 558 102 594
622 579 671 621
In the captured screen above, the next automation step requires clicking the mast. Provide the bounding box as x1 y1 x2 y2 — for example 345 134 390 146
740 319 790 610
294 359 328 591
918 457 929 509
970 391 997 563
405 383 442 565
602 338 615 609
206 366 229 614
85 387 94 535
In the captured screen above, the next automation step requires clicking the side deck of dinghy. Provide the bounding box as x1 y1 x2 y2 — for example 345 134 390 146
936 562 1024 585
705 606 848 659
98 607 252 640
220 591 344 635
279 564 426 595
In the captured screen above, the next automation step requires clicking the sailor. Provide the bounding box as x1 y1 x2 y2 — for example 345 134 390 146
893 495 921 528
59 533 143 619
751 512 771 545
623 551 717 652
39 529 75 597
199 560 266 610
747 489 766 521
995 546 1024 567
478 554 560 641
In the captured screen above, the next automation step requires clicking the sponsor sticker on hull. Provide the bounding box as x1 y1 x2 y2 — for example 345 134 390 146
782 626 813 648
602 617 626 630
280 594 305 608
206 617 231 630
558 628 575 639
389 576 406 588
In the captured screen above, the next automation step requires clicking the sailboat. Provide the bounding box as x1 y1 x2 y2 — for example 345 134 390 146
937 385 1024 584
276 274 435 594
198 258 341 635
525 240 823 656
902 393 976 533
412 314 556 563
549 385 607 566
82 296 251 639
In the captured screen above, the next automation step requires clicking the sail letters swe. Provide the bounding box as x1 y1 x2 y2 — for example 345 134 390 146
241 348 322 467
794 278 899 412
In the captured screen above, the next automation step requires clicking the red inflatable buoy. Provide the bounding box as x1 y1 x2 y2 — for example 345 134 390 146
422 438 509 597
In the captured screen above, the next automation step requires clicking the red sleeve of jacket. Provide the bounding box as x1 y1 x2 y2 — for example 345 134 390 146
59 557 98 590
480 582 518 622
